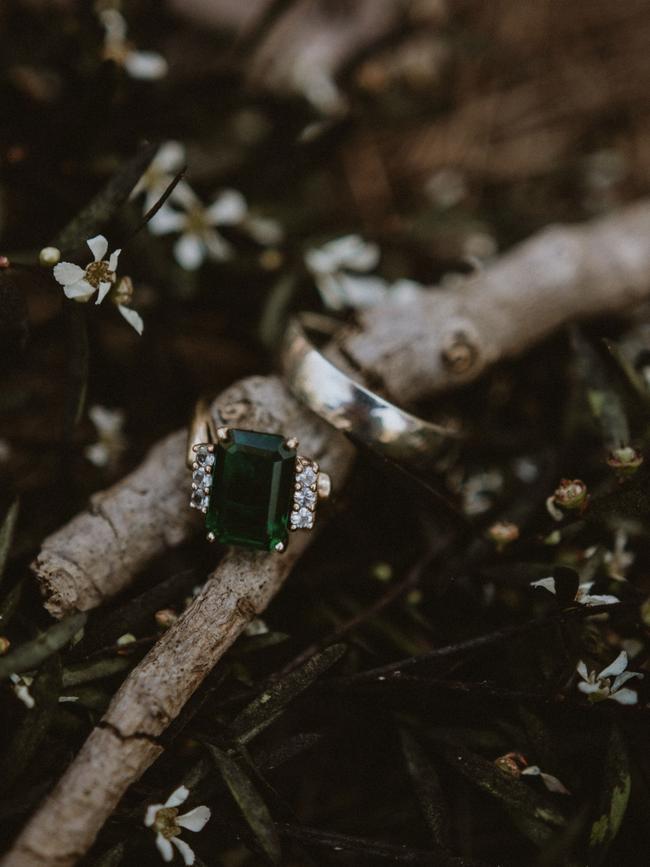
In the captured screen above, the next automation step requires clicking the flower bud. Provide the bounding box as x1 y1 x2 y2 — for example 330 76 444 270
154 608 178 630
487 521 519 551
0 636 10 655
553 479 587 511
606 446 643 477
0 256 10 269
495 751 527 777
39 246 61 266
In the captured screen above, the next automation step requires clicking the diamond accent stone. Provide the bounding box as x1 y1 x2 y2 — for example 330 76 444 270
295 486 317 507
291 507 314 529
191 489 208 510
192 466 211 487
195 446 215 467
296 466 317 486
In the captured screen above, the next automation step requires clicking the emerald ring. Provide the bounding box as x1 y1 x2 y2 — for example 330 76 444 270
187 406 330 553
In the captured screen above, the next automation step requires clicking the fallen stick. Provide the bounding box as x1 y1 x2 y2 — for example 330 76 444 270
33 201 650 618
3 377 352 867
9 201 650 865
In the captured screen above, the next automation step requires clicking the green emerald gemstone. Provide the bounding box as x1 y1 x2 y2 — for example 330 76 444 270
206 429 297 551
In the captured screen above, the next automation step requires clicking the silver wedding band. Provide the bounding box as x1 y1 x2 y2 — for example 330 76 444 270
281 313 459 462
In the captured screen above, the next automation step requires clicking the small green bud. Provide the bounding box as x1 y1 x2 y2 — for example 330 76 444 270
39 246 61 266
607 446 643 477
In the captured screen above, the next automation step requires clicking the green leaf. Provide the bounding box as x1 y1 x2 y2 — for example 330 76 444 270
0 611 86 680
438 743 566 847
0 655 62 788
231 643 346 743
588 726 631 864
54 142 157 251
0 499 19 585
400 728 450 849
208 744 281 865
62 655 131 688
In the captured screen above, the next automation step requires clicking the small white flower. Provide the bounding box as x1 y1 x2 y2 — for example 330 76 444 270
10 673 35 709
53 235 121 304
521 765 570 795
99 8 168 81
149 188 247 270
576 651 643 705
305 235 386 310
144 785 211 865
84 405 126 468
530 577 620 607
131 141 191 213
244 618 269 636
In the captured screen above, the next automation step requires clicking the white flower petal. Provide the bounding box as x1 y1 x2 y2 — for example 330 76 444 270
245 216 283 246
612 670 643 692
202 229 232 262
521 766 540 777
171 837 195 866
530 577 557 595
539 772 570 795
206 190 247 225
99 8 127 42
124 50 168 81
174 234 205 270
576 660 590 682
177 806 211 833
64 280 96 302
149 206 187 236
314 273 345 310
89 405 124 435
96 281 112 305
165 786 189 808
84 442 110 467
118 305 144 335
335 273 390 308
87 235 108 262
579 593 620 606
609 687 639 705
53 261 85 286
156 141 185 173
145 804 164 827
108 248 121 271
156 833 174 862
598 650 628 680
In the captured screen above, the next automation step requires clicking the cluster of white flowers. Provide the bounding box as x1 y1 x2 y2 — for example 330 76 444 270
53 235 143 334
144 785 211 864
132 142 282 271
530 576 620 607
576 651 643 705
98 5 167 81
304 234 421 311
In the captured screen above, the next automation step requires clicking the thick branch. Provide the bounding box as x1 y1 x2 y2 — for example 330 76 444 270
3 379 352 867
342 201 650 403
10 201 650 866
33 376 349 617
35 202 650 618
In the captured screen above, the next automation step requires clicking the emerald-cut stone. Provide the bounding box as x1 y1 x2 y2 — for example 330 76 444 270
206 429 297 551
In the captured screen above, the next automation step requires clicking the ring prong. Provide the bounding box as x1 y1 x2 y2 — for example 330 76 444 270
216 427 229 442
275 541 286 553
207 532 215 542
286 437 299 450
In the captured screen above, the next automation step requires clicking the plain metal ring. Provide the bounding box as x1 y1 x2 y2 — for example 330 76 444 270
280 313 460 462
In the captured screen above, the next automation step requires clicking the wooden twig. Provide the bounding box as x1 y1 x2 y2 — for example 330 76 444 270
34 202 650 619
3 378 352 867
10 201 650 866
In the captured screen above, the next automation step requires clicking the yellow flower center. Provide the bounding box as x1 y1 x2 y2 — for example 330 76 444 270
85 260 114 289
153 806 181 840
